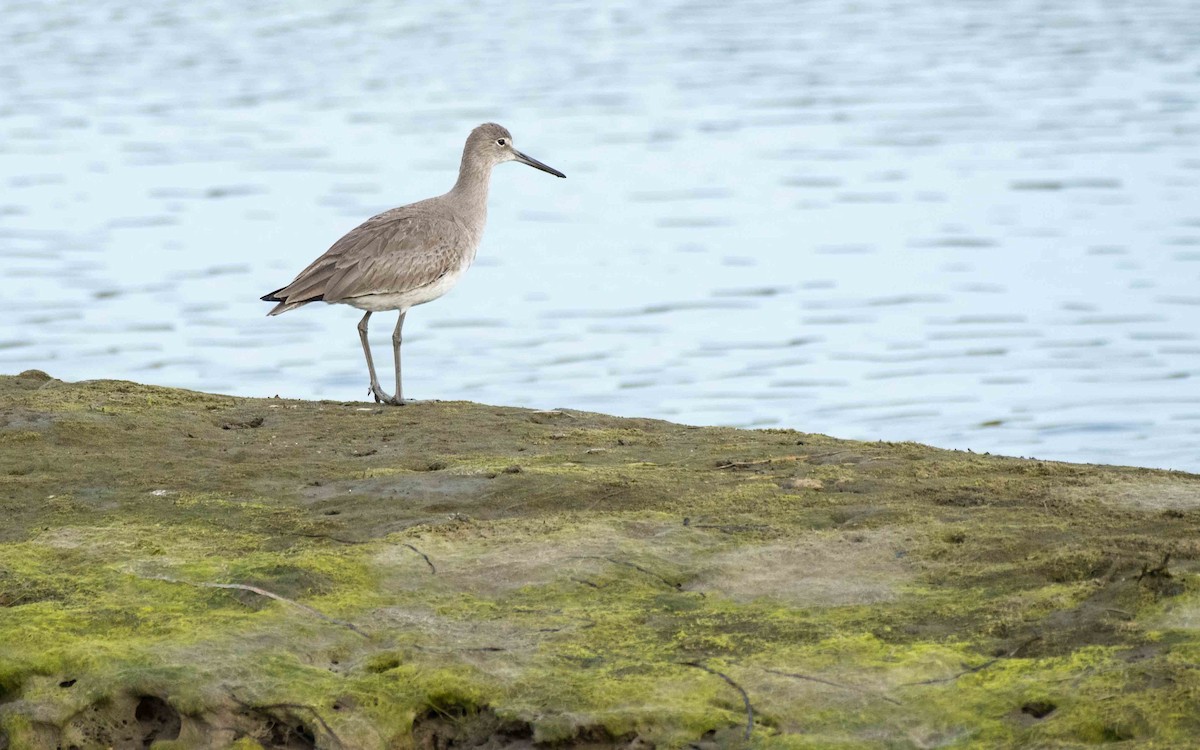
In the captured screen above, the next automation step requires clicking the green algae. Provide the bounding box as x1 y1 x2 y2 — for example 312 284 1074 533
4 370 1200 747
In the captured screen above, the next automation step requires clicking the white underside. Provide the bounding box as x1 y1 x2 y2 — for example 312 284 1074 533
341 263 470 313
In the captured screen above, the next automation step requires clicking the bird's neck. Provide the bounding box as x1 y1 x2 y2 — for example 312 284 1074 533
448 156 493 221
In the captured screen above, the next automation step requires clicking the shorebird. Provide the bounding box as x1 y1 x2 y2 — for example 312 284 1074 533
262 123 564 405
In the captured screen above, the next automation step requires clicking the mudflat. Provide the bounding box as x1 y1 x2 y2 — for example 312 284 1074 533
2 369 1199 748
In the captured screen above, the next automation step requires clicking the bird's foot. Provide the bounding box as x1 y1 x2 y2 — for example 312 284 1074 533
365 383 407 406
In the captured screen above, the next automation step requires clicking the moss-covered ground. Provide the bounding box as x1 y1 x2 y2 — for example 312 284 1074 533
3 369 1200 749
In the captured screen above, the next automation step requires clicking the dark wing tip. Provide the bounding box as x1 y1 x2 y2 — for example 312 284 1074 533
261 289 284 302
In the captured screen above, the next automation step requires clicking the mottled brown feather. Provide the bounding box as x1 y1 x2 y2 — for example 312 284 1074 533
265 202 474 314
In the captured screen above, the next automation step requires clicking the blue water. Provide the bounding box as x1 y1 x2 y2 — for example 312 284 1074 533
2 0 1199 470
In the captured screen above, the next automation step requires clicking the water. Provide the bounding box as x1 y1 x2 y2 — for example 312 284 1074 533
2 0 1198 471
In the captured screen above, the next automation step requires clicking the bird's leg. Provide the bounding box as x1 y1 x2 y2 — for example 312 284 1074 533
357 311 389 403
390 311 407 405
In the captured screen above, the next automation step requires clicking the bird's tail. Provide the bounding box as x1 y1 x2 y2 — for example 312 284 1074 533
261 288 322 316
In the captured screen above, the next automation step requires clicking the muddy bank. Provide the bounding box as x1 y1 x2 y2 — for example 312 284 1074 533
2 369 1200 748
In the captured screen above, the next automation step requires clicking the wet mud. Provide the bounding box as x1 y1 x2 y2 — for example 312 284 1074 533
3 370 1200 747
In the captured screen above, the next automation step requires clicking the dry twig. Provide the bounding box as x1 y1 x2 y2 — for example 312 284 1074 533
144 575 368 638
569 555 681 589
691 523 772 533
899 636 1040 686
683 662 754 740
401 543 436 573
763 668 902 705
414 644 507 654
715 455 801 471
289 531 362 545
899 659 998 687
1137 552 1172 581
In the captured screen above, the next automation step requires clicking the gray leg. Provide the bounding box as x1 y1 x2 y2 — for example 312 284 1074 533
391 311 407 405
357 311 389 403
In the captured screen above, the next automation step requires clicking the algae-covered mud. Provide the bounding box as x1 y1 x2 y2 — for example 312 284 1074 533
3 370 1200 749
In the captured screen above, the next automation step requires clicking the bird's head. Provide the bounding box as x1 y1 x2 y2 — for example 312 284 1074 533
465 123 565 178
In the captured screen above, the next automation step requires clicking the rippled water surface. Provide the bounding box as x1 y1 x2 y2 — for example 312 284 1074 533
3 1 1199 470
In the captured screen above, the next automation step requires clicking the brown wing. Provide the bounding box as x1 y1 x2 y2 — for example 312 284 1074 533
264 205 463 314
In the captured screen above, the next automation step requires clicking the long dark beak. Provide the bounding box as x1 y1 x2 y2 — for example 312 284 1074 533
513 149 566 178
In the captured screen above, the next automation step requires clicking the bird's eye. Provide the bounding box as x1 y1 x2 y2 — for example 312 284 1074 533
496 138 506 146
